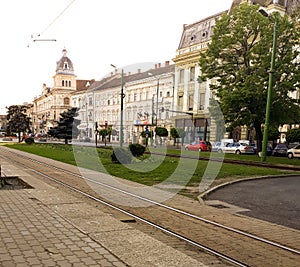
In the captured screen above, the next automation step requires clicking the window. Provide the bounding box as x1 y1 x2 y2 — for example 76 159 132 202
89 97 92 106
179 69 184 84
62 80 65 87
64 97 70 106
69 81 71 87
134 93 137 101
166 91 170 97
199 93 205 110
190 67 195 81
159 91 162 97
178 95 183 108
188 94 194 111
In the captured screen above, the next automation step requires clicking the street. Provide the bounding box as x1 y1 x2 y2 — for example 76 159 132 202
205 175 300 230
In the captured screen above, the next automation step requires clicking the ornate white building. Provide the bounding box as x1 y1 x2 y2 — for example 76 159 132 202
32 49 93 134
74 62 175 144
172 0 300 143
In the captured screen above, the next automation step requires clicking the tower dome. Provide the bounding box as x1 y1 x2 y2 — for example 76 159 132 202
56 48 75 75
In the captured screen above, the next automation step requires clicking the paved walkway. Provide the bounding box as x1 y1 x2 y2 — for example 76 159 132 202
1 146 300 266
0 190 126 267
0 152 208 267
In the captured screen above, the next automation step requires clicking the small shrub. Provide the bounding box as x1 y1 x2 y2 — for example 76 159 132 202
25 137 35 144
111 147 133 164
129 143 146 157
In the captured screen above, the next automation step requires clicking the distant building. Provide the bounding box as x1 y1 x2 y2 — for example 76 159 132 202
31 48 94 134
77 62 175 144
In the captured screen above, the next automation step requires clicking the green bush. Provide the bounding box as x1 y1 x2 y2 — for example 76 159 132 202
25 137 35 144
155 127 168 137
286 128 300 143
111 147 133 164
129 143 145 157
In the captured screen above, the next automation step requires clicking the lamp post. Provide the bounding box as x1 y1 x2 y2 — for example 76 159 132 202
260 2 278 162
155 78 160 126
111 64 124 147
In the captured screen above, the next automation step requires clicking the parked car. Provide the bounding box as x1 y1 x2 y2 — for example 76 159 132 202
222 142 254 155
253 144 273 156
214 139 234 153
287 144 300 159
272 144 288 157
211 141 221 152
185 141 212 152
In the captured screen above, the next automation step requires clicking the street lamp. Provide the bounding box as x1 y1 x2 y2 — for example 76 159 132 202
156 78 160 126
260 1 279 162
110 64 124 147
147 72 160 126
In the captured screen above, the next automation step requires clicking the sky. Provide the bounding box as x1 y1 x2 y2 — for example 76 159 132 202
0 0 233 114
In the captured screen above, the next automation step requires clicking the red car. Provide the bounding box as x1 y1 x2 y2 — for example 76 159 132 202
184 141 212 152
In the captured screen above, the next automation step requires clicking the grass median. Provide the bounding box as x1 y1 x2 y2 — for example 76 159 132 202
4 143 299 198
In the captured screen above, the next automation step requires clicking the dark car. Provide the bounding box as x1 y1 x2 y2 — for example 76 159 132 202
184 141 212 152
273 144 288 157
253 144 273 156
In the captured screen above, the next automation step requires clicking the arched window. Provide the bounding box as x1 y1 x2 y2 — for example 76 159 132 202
69 81 71 87
62 80 65 86
64 97 70 106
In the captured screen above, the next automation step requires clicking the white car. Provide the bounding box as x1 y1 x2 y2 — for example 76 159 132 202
287 144 300 159
222 142 254 155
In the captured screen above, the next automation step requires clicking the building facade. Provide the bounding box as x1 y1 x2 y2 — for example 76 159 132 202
172 0 300 144
74 62 175 144
172 12 226 143
32 48 93 135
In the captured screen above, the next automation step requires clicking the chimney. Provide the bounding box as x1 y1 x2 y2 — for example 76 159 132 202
128 71 131 76
137 68 141 73
155 64 157 69
158 63 161 68
111 72 113 77
165 61 170 66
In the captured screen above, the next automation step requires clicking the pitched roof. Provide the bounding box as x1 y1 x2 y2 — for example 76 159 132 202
88 64 175 92
229 0 300 14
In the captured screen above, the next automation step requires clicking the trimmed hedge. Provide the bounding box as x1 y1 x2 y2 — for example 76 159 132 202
111 147 133 164
129 143 145 157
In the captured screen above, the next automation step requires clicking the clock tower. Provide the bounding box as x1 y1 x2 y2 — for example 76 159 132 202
53 48 77 91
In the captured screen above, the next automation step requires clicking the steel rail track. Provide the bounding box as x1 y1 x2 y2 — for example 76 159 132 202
0 148 246 267
1 147 300 265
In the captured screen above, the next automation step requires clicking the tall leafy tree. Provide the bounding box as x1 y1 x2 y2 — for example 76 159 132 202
199 3 300 152
6 105 31 142
48 108 80 144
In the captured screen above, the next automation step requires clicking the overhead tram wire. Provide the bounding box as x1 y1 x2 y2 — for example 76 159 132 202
28 0 76 45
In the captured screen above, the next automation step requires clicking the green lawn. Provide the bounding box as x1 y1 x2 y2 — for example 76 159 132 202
3 143 299 198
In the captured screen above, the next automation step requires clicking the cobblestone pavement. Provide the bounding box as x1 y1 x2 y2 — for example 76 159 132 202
1 146 300 266
0 190 127 267
0 151 209 267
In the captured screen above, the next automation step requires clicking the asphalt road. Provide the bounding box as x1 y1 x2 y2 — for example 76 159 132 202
205 175 300 230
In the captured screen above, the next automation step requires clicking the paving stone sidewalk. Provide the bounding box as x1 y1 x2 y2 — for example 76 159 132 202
0 190 127 267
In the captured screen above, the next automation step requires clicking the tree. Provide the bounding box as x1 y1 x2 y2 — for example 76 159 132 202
170 128 186 146
48 108 80 144
199 3 300 153
155 127 168 137
286 128 300 143
6 105 31 143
